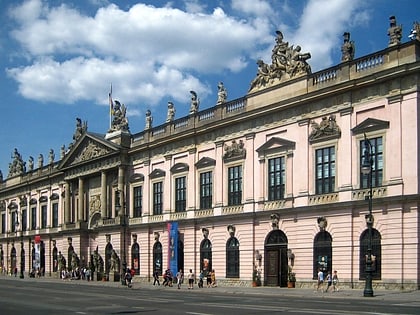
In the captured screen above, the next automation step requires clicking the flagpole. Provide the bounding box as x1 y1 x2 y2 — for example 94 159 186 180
109 83 113 129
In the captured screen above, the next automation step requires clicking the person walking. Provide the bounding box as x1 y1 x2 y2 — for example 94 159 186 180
317 268 324 292
332 270 339 292
176 269 183 289
210 269 217 287
198 270 204 288
153 270 160 286
325 271 332 292
187 269 194 289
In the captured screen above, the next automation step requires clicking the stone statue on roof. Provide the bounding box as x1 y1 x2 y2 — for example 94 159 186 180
341 32 355 62
110 100 129 132
388 15 402 47
249 30 311 92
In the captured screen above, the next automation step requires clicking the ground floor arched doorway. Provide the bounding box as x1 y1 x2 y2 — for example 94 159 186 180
264 229 288 287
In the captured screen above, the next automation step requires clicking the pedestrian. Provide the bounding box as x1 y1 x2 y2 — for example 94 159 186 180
153 270 160 286
210 269 217 287
317 268 324 292
332 270 339 292
206 269 212 288
198 270 204 288
187 269 194 289
176 269 183 289
325 271 332 292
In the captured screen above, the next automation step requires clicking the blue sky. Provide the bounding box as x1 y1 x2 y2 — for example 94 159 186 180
0 0 418 176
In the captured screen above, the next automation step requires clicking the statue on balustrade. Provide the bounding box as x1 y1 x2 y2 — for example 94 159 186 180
249 30 311 92
341 32 355 62
388 15 402 47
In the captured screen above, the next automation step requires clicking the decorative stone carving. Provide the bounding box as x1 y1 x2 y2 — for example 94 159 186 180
73 141 110 163
249 30 311 92
166 102 175 123
309 114 341 143
189 91 199 114
223 140 246 161
89 195 101 213
317 216 328 231
387 15 402 47
8 148 26 178
109 100 129 132
271 213 279 230
145 110 152 130
341 32 355 62
409 21 420 41
217 82 227 105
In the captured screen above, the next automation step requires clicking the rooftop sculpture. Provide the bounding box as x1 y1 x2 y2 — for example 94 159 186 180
249 31 311 92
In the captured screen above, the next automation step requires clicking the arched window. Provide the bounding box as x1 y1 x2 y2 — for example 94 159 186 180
360 228 381 280
10 246 17 272
105 243 113 274
131 243 140 275
313 231 332 279
200 239 212 274
153 242 162 276
226 237 240 278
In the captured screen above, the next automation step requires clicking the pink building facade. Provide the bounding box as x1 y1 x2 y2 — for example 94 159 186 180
1 30 419 290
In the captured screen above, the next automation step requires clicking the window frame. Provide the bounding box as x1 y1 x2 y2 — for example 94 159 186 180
360 135 383 189
267 156 286 201
174 176 187 212
152 181 163 215
227 164 243 206
314 145 336 195
199 171 213 210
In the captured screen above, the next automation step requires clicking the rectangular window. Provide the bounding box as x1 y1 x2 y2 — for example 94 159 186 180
11 212 17 232
22 209 27 231
1 213 5 234
52 203 59 228
268 157 285 201
153 182 163 215
228 165 242 206
360 137 383 189
200 171 213 209
31 207 37 230
41 205 47 228
315 147 336 194
175 176 187 212
133 186 143 218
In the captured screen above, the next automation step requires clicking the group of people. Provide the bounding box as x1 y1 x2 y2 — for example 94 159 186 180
317 269 339 292
154 268 217 289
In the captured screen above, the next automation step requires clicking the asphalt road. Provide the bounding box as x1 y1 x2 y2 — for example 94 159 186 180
0 277 419 315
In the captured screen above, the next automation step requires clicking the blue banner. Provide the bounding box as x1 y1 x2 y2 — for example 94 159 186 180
168 222 178 276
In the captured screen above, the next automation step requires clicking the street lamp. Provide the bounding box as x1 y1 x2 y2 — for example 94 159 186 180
361 134 374 297
115 189 127 285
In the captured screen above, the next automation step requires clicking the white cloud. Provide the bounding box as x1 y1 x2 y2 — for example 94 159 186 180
7 0 271 110
5 0 372 114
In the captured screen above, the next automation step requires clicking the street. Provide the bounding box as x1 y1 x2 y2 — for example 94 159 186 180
0 277 419 315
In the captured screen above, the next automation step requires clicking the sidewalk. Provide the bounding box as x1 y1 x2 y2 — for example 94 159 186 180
3 275 419 302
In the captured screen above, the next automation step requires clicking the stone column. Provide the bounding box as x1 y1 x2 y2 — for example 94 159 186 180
78 177 84 221
64 182 71 223
118 166 125 215
101 171 107 219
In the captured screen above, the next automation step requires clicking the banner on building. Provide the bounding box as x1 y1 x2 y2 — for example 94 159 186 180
167 222 178 277
34 236 41 271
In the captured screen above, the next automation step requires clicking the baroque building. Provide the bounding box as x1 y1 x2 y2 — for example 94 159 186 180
1 20 420 290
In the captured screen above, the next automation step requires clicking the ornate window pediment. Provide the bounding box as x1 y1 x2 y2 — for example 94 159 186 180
256 137 295 157
309 114 341 144
39 196 48 203
149 168 165 179
351 118 389 135
50 193 59 200
8 202 18 210
129 173 144 183
170 163 189 174
195 157 216 169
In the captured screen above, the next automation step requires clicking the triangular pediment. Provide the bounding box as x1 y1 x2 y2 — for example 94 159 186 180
351 118 390 135
256 137 296 155
58 132 121 169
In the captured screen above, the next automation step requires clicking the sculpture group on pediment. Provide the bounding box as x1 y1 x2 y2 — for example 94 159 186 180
309 114 341 141
249 31 311 92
